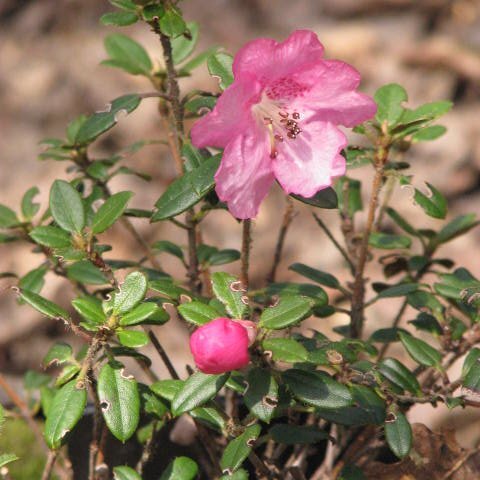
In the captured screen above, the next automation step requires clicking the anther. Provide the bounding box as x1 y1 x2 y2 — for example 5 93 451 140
292 112 300 119
263 117 273 125
287 132 297 139
270 149 278 159
279 111 289 118
274 134 284 142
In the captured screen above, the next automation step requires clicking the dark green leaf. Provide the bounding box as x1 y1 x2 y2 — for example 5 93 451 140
220 424 261 473
43 343 73 368
101 11 138 26
386 207 419 236
19 266 47 295
21 186 40 220
434 214 479 246
29 226 71 248
339 464 365 480
266 282 328 307
113 271 147 314
400 101 452 124
110 0 136 10
119 302 159 326
75 94 142 144
208 249 241 266
377 283 419 299
50 180 85 233
413 183 447 219
152 240 184 261
171 371 229 416
408 312 442 335
259 296 311 329
98 362 140 442
117 330 150 348
335 177 362 217
283 369 352 409
152 155 221 221
113 466 142 480
150 379 184 402
291 187 338 209
207 52 233 90
92 191 133 234
289 263 340 289
172 22 199 64
219 469 249 480
378 358 422 395
19 289 69 319
407 290 443 313
0 204 18 228
44 380 87 449
244 368 278 423
398 332 442 367
462 348 480 378
385 411 412 458
149 279 190 300
72 296 106 324
160 8 186 37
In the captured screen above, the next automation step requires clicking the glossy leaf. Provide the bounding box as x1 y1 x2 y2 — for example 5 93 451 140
211 271 248 319
368 232 411 250
291 187 338 209
374 83 407 126
102 34 152 75
378 358 422 395
113 466 142 480
67 260 108 285
19 289 69 319
220 424 261 473
269 424 329 444
207 52 233 90
29 226 71 248
117 330 150 348
98 362 140 442
172 22 199 64
72 296 105 324
44 380 87 449
43 343 73 368
113 271 148 314
399 332 442 368
119 302 159 326
262 338 309 363
177 301 220 325
160 8 186 37
159 457 198 480
259 297 311 330
171 371 229 416
289 263 340 289
152 240 184 261
385 411 412 458
244 368 278 423
413 183 447 219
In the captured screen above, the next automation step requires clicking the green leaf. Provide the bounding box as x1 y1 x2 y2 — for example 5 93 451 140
29 226 71 248
208 249 241 266
398 332 442 368
412 125 446 142
172 22 199 64
219 469 249 480
171 371 229 416
49 180 85 233
413 183 447 219
150 379 184 402
190 406 225 431
184 94 217 113
67 260 108 285
462 348 480 378
374 83 408 126
152 155 221 221
149 279 190 301
368 232 411 250
152 240 184 261
159 457 198 480
378 358 422 395
113 466 142 480
260 297 311 329
98 362 140 442
19 266 47 295
266 282 328 307
289 263 340 289
0 453 19 469
110 0 136 10
283 369 352 409
0 204 18 228
19 289 69 319
291 187 338 209
244 368 278 423
141 4 165 21
75 94 142 144
262 338 309 363
103 34 152 75
44 380 87 449
408 312 442 335
269 424 329 444
177 301 220 325
117 330 150 348
119 303 159 326
72 296 106 324
211 271 248 319
207 52 234 90
407 290 443 313
43 343 73 368
339 464 366 480
377 283 419 298
21 186 40 220
160 8 187 37
386 207 419 236
400 100 452 124
113 271 147 314
24 370 51 390
463 356 480 392
101 11 138 26
335 177 362 217
434 214 479 246
91 191 133 234
385 411 412 458
220 424 261 473
55 364 81 387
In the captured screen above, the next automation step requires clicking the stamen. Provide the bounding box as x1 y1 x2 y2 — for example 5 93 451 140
274 134 284 142
279 111 289 118
292 112 300 119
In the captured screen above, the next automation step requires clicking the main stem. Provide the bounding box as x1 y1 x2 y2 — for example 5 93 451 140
41 450 57 480
350 143 389 338
241 219 252 289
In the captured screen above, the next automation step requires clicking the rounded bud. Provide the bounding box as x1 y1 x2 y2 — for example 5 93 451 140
189 318 256 374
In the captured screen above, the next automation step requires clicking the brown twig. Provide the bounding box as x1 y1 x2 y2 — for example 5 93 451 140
40 450 57 480
240 219 252 290
350 142 389 338
267 197 295 283
144 327 179 379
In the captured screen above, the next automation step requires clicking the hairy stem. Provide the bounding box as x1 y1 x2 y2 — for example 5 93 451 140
40 450 57 480
350 143 389 338
241 219 252 289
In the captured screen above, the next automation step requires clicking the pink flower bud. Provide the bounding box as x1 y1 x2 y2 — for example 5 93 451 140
189 317 255 374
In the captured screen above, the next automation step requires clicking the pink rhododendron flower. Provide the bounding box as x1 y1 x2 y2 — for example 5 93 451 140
191 30 377 219
189 317 256 374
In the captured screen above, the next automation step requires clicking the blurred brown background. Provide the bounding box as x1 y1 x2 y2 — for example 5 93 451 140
1 0 480 454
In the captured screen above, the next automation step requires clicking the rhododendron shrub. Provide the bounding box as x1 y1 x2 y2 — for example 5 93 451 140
1 2 479 480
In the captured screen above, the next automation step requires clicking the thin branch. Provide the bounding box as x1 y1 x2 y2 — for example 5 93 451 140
145 327 179 379
267 197 295 283
350 142 389 338
41 450 57 480
240 219 252 289
312 213 355 274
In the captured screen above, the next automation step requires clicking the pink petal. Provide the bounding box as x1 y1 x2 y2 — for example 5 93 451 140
233 30 324 83
272 121 347 198
292 60 377 127
190 75 262 149
189 318 251 374
215 126 274 219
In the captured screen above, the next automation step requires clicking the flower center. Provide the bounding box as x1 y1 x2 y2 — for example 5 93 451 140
252 94 302 159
